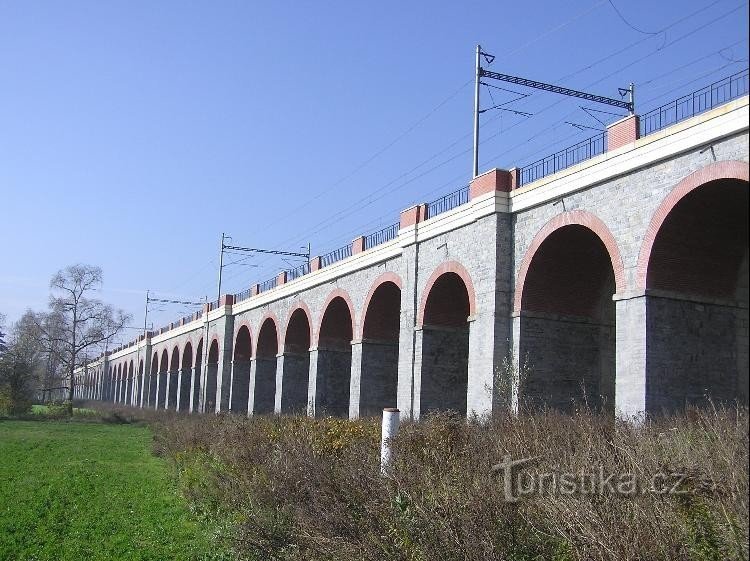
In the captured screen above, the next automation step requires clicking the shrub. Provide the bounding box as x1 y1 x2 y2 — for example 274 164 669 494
95 403 750 561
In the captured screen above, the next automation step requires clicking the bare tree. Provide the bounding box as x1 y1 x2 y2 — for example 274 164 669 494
0 312 7 355
35 265 130 414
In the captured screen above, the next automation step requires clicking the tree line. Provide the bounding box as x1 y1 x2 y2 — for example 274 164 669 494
0 264 130 416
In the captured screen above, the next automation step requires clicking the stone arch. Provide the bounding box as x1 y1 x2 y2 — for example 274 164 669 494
167 346 180 410
635 161 749 411
418 261 476 327
231 325 253 413
138 359 144 407
514 210 626 313
111 363 117 402
204 339 220 413
315 289 355 347
358 273 403 340
149 352 158 408
192 339 203 413
158 349 169 409
358 274 403 416
127 360 134 405
280 305 312 414
636 160 750 290
116 363 123 403
178 342 193 412
515 212 622 412
283 303 313 348
314 291 355 417
418 267 473 416
253 316 279 415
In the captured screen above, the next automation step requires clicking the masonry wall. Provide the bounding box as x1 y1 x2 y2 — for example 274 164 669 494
518 313 614 411
278 353 309 413
646 296 749 412
78 109 748 421
512 134 749 291
416 326 469 415
359 341 399 417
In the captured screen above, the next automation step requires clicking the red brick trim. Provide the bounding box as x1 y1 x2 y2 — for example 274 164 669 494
255 312 280 358
400 204 427 228
357 272 404 340
315 288 356 346
635 160 749 291
469 168 512 199
606 114 640 151
417 260 477 327
282 301 313 350
234 319 252 339
513 210 627 313
352 236 365 255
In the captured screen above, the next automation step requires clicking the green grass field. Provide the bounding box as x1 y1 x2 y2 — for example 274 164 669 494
0 421 232 561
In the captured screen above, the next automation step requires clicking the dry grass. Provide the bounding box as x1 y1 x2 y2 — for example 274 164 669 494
87 401 749 561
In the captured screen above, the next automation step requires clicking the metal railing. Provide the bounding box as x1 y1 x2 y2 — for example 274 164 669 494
287 261 311 281
364 222 399 250
426 186 470 219
320 244 352 268
519 132 606 187
258 276 278 294
234 287 253 303
640 68 749 137
179 312 195 325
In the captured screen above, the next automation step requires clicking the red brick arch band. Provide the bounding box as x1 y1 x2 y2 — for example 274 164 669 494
315 288 356 346
255 312 280 358
357 272 404 340
513 210 627 313
283 301 314 351
417 260 477 327
635 160 749 291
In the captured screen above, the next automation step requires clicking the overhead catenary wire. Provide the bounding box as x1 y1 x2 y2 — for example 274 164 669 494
177 0 745 302
606 0 660 35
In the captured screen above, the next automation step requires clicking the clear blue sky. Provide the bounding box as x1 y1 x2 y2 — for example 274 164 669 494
1 0 747 342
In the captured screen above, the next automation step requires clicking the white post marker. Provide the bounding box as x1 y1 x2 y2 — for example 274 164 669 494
381 407 400 475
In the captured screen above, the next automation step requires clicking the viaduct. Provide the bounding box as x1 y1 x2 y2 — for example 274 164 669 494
75 74 749 419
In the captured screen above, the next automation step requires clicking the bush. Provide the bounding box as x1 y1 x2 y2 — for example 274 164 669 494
0 387 31 416
127 405 748 561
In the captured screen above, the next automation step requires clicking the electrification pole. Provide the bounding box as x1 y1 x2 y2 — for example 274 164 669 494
472 45 634 178
217 232 226 301
473 44 481 178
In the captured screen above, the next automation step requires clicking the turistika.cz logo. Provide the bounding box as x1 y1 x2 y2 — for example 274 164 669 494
491 454 717 502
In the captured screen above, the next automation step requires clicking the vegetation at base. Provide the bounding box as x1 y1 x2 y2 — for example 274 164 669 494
133 404 747 561
30 403 97 417
0 420 234 561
